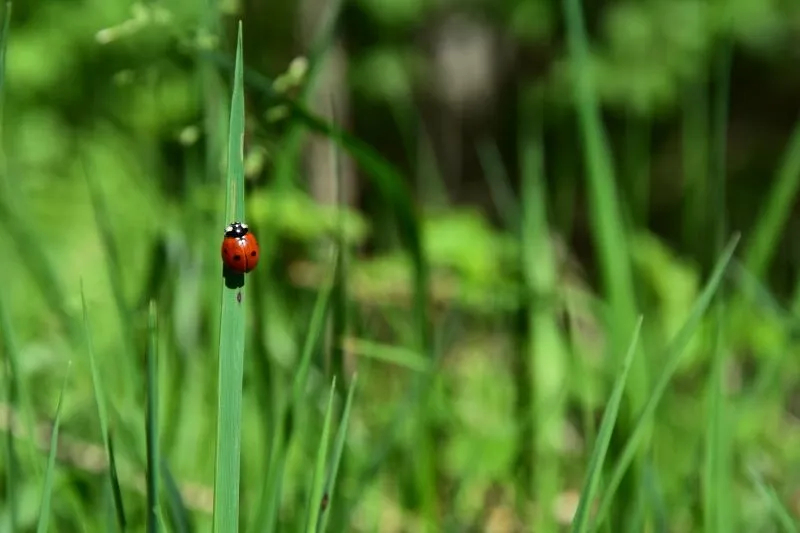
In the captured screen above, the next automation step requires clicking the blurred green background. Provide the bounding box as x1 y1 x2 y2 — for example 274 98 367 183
3 0 800 531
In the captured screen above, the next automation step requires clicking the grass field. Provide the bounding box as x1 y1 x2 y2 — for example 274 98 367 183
3 1 800 532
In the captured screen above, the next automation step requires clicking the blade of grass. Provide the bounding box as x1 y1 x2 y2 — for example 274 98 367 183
327 97 349 392
317 373 358 533
561 1 645 522
520 115 569 530
106 431 126 530
593 233 740 525
643 457 668 533
82 155 140 404
703 39 733 533
681 78 710 258
344 338 429 372
146 301 161 533
0 291 41 474
36 362 71 533
256 257 337 533
748 468 799 533
160 460 193 533
571 317 643 533
0 0 11 178
212 21 247 533
743 118 800 279
304 377 337 533
2 303 19 532
0 11 14 524
0 193 76 341
560 0 639 348
82 283 127 530
622 115 650 226
476 139 520 231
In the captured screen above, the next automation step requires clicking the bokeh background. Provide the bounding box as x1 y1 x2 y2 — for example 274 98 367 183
3 0 800 531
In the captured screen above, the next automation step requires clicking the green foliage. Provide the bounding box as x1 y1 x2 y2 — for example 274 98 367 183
3 1 800 532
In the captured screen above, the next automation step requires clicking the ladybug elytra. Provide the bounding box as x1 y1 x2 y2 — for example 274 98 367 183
221 221 260 274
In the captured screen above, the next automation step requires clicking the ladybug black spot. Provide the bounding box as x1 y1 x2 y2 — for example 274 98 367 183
233 254 241 261
250 251 257 256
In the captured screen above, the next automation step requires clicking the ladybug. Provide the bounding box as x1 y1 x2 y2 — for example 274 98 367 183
221 221 260 274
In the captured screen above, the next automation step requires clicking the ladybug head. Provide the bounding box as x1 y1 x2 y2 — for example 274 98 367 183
224 221 249 238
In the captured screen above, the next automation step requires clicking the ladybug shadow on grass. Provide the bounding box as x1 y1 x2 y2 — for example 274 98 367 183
222 267 246 290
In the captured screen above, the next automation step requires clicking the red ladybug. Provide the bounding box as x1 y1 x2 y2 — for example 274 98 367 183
221 221 260 273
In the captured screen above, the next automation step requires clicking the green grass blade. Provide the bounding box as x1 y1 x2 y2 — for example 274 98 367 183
594 234 740 525
0 12 13 521
703 41 733 533
326 99 349 390
82 155 139 399
749 469 799 533
520 119 569 530
1 291 41 474
681 81 710 256
106 431 127 529
476 139 520 231
317 373 358 533
345 338 429 372
212 21 247 533
82 284 127 530
744 118 800 279
304 378 337 533
160 460 193 533
36 362 71 533
146 301 161 533
257 259 336 533
571 317 643 533
561 2 645 519
2 301 19 532
0 0 11 169
561 0 638 326
0 194 76 340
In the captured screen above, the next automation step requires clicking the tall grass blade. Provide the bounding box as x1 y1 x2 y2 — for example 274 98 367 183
593 234 740 525
520 117 568 529
146 301 161 533
2 300 19 531
257 258 336 533
703 41 733 533
82 284 127 530
1 291 41 473
561 1 644 520
212 21 248 533
106 431 126 529
317 373 358 533
749 469 799 533
0 194 75 340
0 0 12 171
476 139 520 231
161 460 193 533
571 318 643 533
560 0 638 331
36 362 71 533
0 13 14 523
744 119 800 278
304 378 337 533
82 156 140 400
